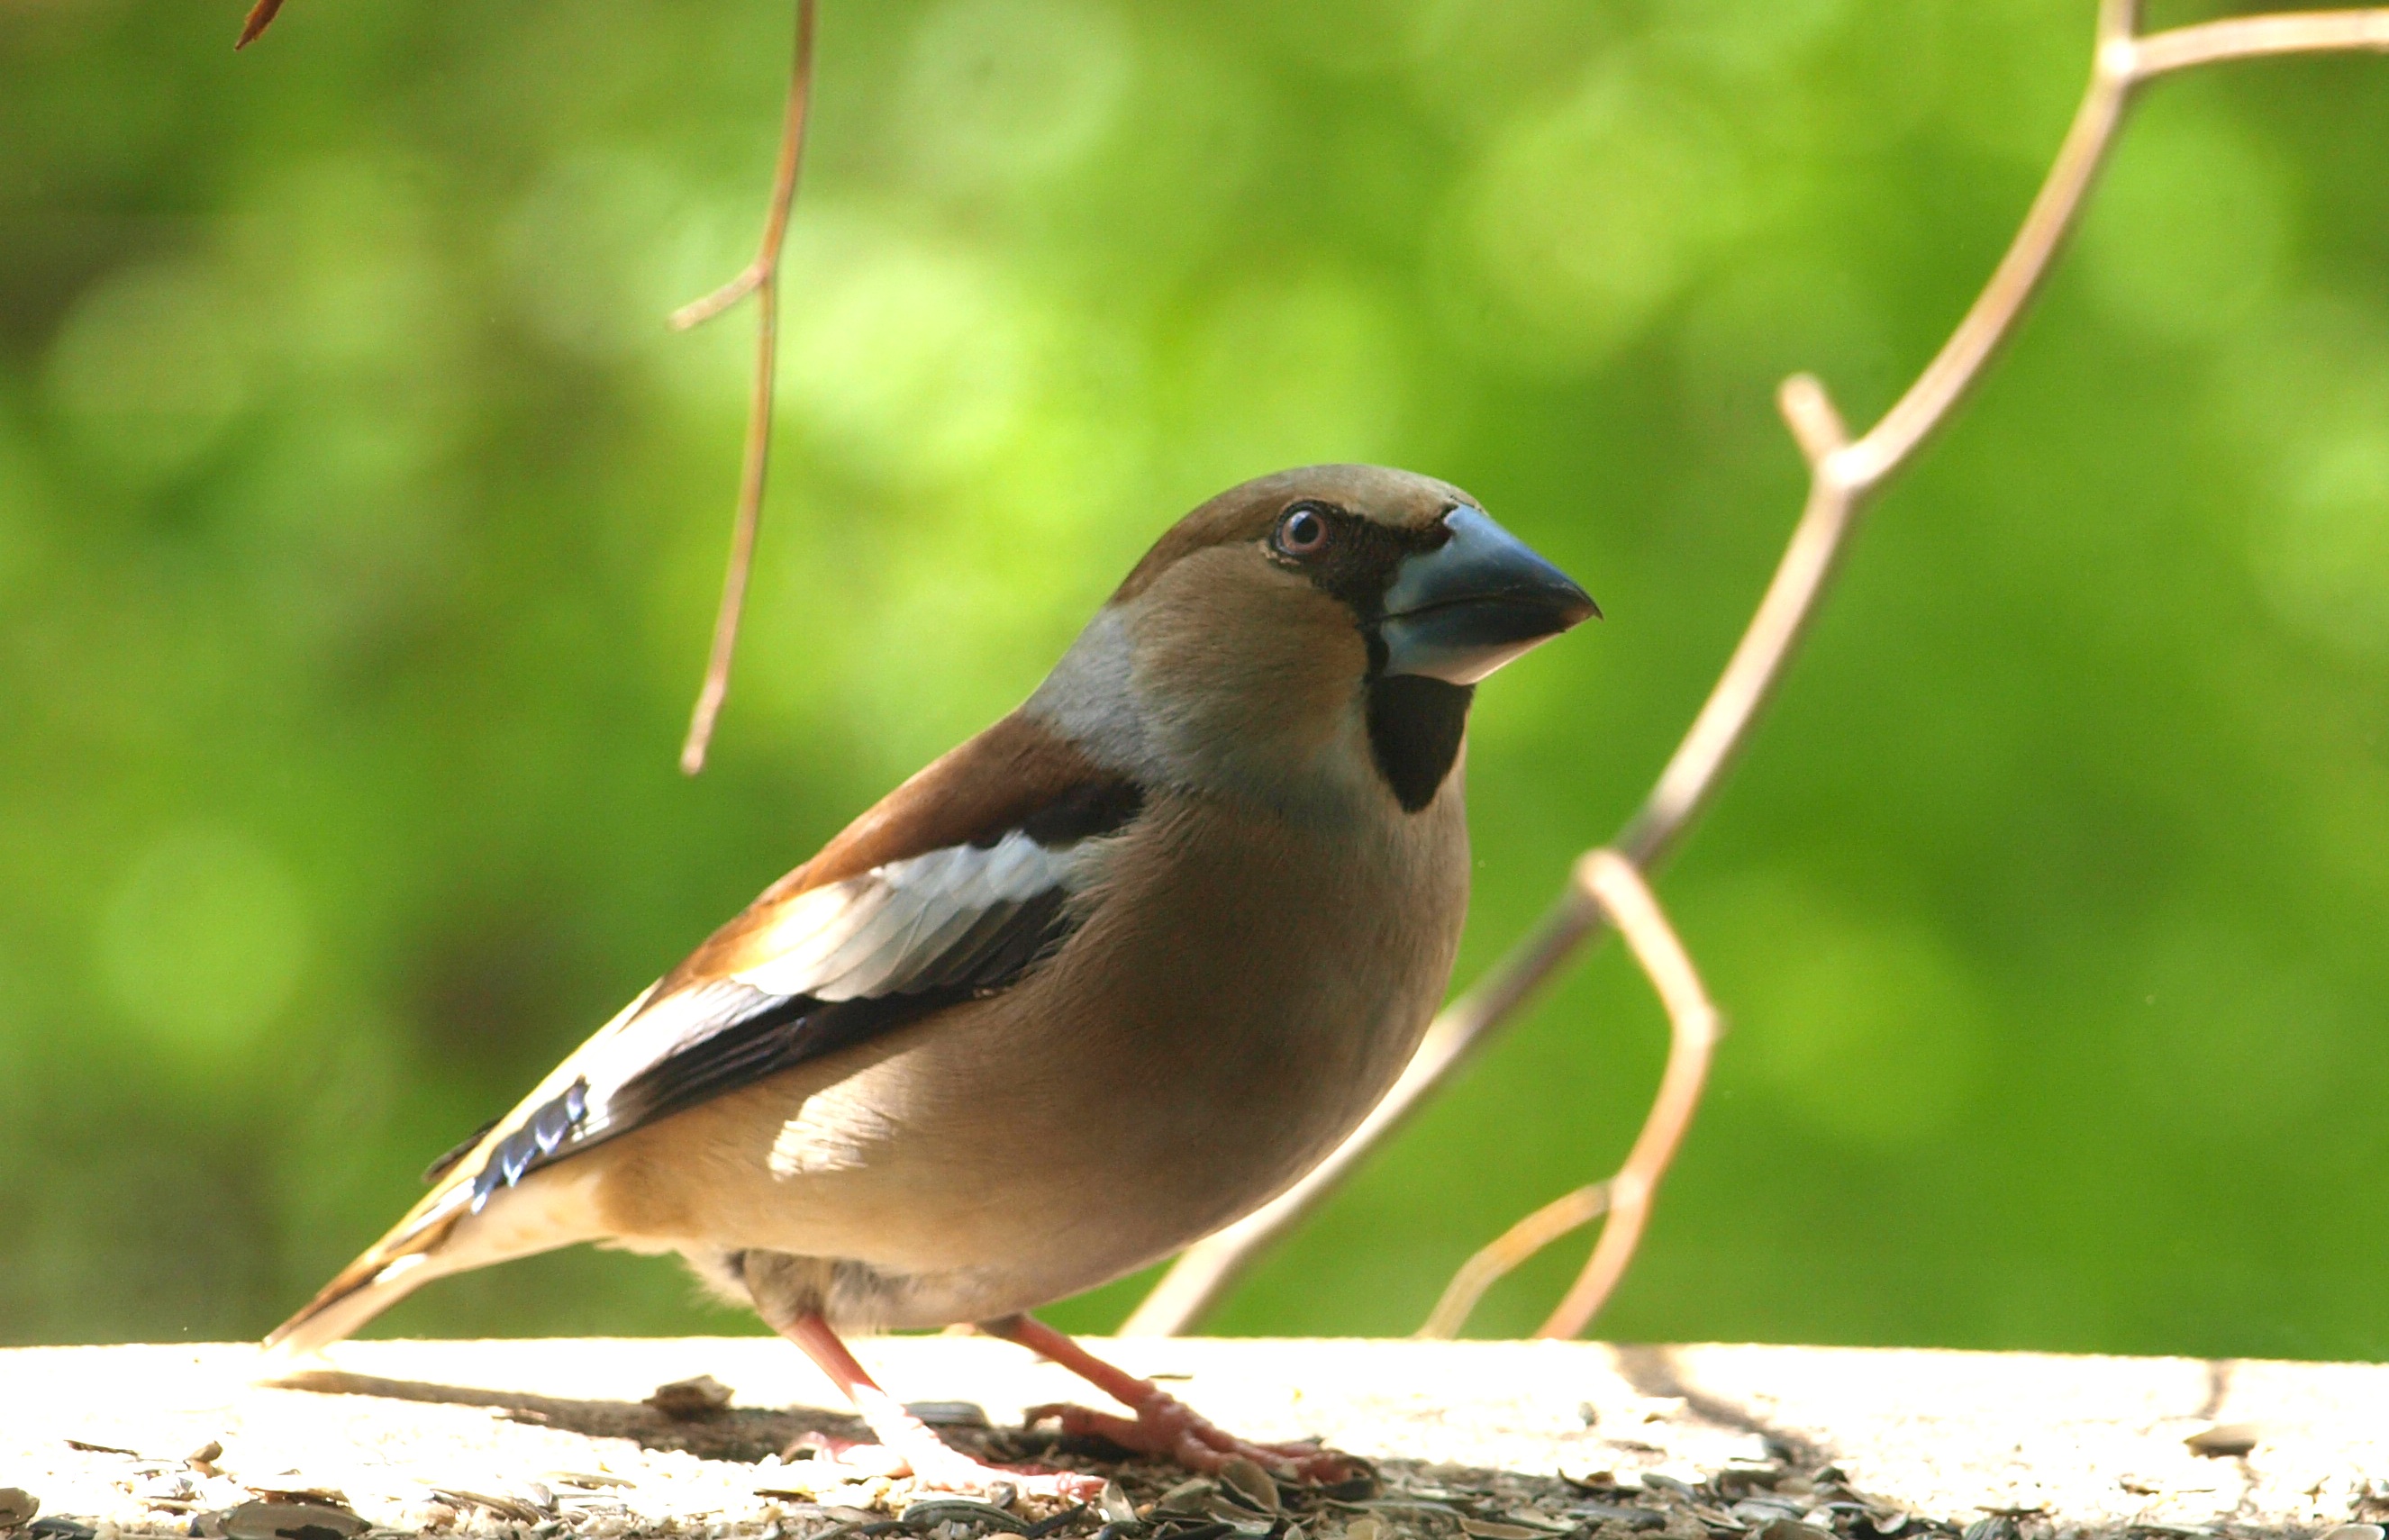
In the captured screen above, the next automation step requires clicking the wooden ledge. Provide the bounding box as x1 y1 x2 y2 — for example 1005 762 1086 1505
3 1339 2383 1539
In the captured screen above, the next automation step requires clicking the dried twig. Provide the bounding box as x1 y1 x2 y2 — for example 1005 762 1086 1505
232 0 822 768
1416 1182 1612 1342
1471 855 1720 1336
234 0 286 50
675 0 820 775
1122 1 2389 1339
1414 852 1721 1340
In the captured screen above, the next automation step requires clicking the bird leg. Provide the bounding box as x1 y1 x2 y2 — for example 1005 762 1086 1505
777 1313 1107 1500
983 1314 1361 1484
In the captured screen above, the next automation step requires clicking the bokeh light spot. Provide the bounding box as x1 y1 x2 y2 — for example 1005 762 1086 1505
900 0 1135 190
778 224 1044 488
2251 411 2389 662
0 421 45 602
1176 272 1409 486
2081 104 2294 345
1702 875 1985 1147
2120 920 2351 1135
95 826 310 1055
1453 67 1742 376
46 261 252 485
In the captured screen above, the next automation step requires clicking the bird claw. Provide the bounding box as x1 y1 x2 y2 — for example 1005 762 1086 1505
1024 1394 1359 1485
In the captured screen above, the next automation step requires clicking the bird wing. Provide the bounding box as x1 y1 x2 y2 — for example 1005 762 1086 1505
448 711 1145 1213
263 711 1146 1356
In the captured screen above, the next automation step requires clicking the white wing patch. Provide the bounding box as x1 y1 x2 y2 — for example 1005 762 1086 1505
450 824 1113 1215
769 1087 902 1177
735 829 1084 1001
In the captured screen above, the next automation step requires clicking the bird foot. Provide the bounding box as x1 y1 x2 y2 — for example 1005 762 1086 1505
784 1428 1107 1502
1024 1391 1358 1484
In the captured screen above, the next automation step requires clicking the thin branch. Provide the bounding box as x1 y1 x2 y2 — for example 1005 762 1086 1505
1534 852 1722 1337
234 0 287 50
1416 1182 1610 1342
1413 854 1721 1341
677 0 820 776
2130 10 2389 77
1618 397 1856 868
1124 1 2389 1339
1832 0 2141 493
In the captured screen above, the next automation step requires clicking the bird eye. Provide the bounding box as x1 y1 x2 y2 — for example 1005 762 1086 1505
1272 505 1331 558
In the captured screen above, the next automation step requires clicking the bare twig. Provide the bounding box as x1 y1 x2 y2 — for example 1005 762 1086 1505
676 0 820 776
1416 1182 1610 1342
234 0 286 50
1122 1 2389 1339
2130 9 2389 75
1414 854 1720 1340
1538 853 1722 1336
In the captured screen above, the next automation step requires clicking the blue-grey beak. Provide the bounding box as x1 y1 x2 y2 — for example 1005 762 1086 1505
1379 506 1599 684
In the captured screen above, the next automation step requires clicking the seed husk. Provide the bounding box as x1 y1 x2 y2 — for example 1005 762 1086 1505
645 1375 736 1421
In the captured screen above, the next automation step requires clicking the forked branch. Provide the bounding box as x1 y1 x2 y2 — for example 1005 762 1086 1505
1122 0 2389 1339
676 0 820 775
1416 852 1720 1339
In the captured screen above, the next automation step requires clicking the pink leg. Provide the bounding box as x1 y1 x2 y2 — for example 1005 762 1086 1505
779 1313 1106 1500
983 1314 1360 1484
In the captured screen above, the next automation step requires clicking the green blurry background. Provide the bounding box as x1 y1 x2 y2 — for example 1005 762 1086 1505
4 0 2387 1359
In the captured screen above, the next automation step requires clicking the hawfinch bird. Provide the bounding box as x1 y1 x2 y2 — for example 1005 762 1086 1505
266 465 1597 1497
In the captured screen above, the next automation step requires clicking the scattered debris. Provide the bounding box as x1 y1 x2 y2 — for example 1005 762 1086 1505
645 1376 736 1422
1215 1458 1279 1515
1022 1502 1090 1538
1158 1479 1221 1517
132 1470 199 1511
2183 1425 2258 1459
191 1499 370 1540
24 1520 90 1540
1758 1521 1837 1540
0 1490 36 1530
243 1488 352 1509
186 1442 225 1478
898 1499 1032 1535
429 1489 546 1525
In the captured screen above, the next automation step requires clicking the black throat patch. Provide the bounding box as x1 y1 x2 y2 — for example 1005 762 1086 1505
1366 674 1473 812
1264 500 1473 812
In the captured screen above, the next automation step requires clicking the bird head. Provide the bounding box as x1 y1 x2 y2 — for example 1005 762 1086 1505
1031 465 1597 818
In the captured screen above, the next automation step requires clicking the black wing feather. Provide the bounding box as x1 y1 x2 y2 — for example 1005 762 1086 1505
462 850 1087 1210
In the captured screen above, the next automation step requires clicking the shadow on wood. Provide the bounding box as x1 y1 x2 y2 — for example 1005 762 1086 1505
267 1368 862 1463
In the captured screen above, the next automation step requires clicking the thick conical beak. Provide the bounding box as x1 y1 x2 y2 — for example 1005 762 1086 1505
1379 507 1599 684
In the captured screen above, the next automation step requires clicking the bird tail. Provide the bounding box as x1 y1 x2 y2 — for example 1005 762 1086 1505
259 1132 604 1368
260 1170 492 1363
262 989 656 1370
